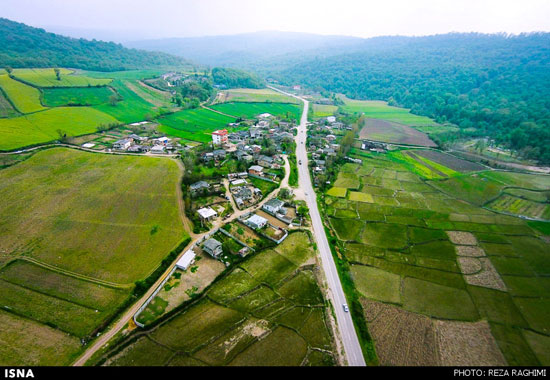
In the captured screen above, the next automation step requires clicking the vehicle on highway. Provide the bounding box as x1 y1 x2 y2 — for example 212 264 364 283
299 160 302 165
343 304 349 312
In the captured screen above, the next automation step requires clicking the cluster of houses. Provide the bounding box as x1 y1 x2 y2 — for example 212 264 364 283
112 135 181 154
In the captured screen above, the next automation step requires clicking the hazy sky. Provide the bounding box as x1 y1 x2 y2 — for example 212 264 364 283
2 0 550 41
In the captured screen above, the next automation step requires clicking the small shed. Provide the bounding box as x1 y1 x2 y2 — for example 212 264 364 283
176 249 196 271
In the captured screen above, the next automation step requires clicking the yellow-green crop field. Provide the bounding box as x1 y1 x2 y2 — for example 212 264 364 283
0 74 46 113
0 107 118 150
12 68 112 88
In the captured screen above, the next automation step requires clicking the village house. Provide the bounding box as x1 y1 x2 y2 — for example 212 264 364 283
176 249 196 271
151 145 166 154
190 181 210 195
248 165 264 176
113 138 133 150
153 136 171 145
262 198 285 215
257 155 274 168
326 116 336 123
245 214 268 229
212 129 228 145
212 149 226 160
197 207 218 224
203 238 223 258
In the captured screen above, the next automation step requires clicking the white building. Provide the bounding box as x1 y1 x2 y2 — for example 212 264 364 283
176 249 196 270
327 116 336 123
197 207 218 222
151 145 166 154
246 214 268 229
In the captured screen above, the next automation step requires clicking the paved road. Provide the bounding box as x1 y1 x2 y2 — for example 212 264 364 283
270 86 366 366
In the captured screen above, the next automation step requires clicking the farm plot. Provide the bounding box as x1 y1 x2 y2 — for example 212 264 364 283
0 148 187 284
0 74 47 114
359 118 437 147
101 232 337 366
94 79 157 123
0 107 119 151
341 99 439 127
329 152 550 365
413 150 486 172
158 108 236 143
0 90 18 118
210 102 302 122
487 194 550 221
12 68 111 88
42 86 114 107
217 88 299 104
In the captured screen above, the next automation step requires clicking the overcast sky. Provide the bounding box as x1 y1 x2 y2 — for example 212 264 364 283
2 0 550 41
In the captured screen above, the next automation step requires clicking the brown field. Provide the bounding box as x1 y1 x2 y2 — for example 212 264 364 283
362 298 507 366
414 150 486 172
359 118 437 147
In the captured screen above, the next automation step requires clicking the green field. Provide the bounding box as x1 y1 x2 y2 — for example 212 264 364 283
0 107 118 150
211 102 302 122
0 90 18 118
312 104 338 118
0 148 187 283
0 74 46 113
325 149 550 365
94 79 157 123
43 86 115 107
341 98 439 127
219 88 299 104
101 232 337 366
12 68 112 88
158 108 236 142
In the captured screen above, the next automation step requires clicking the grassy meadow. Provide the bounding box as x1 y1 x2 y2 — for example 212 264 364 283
218 88 299 104
0 74 46 113
12 68 112 87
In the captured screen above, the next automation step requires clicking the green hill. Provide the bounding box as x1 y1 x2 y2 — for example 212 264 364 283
0 18 189 71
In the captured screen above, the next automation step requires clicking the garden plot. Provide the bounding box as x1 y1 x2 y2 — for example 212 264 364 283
101 232 337 366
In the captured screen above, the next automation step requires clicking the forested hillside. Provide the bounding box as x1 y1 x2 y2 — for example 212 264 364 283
0 18 188 71
212 67 265 89
275 33 550 163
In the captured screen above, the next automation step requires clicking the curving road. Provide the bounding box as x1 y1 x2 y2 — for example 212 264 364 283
269 86 366 366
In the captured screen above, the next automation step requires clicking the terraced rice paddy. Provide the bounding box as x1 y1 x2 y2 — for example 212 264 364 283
325 150 550 366
101 232 338 366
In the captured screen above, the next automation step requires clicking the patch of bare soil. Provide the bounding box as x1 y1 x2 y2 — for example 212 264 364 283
455 245 486 257
447 231 478 245
361 298 438 366
463 257 507 291
458 257 483 275
435 320 507 366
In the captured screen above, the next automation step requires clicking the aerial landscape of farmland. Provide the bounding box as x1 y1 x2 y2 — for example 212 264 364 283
0 1 549 372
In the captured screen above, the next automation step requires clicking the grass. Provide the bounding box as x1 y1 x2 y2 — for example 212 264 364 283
341 98 439 127
326 187 348 198
94 79 156 123
0 309 82 366
312 104 338 118
351 265 401 304
42 86 114 107
210 102 302 122
12 68 111 88
402 277 479 320
158 108 236 143
0 90 18 118
0 148 187 284
0 74 47 113
0 107 118 151
219 88 299 104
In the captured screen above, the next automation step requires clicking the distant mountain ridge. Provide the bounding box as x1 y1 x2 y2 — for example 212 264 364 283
0 18 190 71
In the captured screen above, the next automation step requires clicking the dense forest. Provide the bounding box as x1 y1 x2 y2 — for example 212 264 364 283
274 33 550 164
211 67 265 89
0 18 188 71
